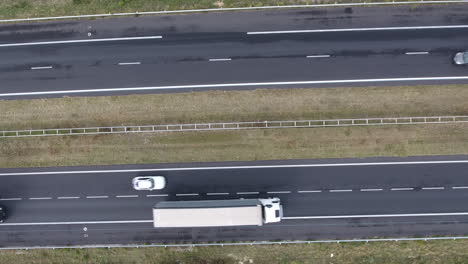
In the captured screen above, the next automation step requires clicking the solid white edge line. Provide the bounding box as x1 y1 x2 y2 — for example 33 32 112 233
0 220 153 226
360 188 383 192
31 66 53 70
391 188 414 191
306 55 331 58
1 160 467 176
208 58 232 62
29 197 52 200
116 195 139 198
283 212 468 220
117 62 141 65
86 196 109 199
3 76 468 97
0 36 162 48
57 196 80 199
247 24 468 34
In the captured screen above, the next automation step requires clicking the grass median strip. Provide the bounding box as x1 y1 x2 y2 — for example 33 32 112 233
4 239 468 263
1 85 467 130
0 123 466 168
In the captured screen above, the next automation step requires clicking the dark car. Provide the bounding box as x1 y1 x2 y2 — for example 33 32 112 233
0 205 6 223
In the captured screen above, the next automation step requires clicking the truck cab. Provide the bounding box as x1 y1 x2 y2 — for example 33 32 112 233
259 198 283 223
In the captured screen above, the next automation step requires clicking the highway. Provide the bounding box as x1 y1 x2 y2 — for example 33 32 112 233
1 156 468 247
0 5 468 98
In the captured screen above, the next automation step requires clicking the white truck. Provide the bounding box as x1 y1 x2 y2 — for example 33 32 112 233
153 198 282 228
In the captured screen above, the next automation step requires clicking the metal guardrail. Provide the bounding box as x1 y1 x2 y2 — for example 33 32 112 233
1 115 467 138
1 235 468 250
0 0 466 23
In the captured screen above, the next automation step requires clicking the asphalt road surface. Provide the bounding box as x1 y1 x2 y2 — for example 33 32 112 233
0 5 468 98
1 156 468 247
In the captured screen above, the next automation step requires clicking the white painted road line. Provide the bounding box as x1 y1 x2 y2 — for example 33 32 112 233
176 193 199 196
117 62 141 65
0 198 22 201
209 58 232 62
237 192 260 195
146 194 169 197
360 188 383 192
267 191 292 194
207 192 230 195
0 36 163 48
422 187 445 190
306 55 331 58
329 189 352 192
284 212 468 220
0 220 153 226
31 66 53 70
391 187 414 191
29 197 52 200
405 52 429 55
298 190 322 193
3 76 468 97
452 186 468 189
1 160 467 176
247 25 468 35
86 196 109 199
116 195 139 198
57 196 80 199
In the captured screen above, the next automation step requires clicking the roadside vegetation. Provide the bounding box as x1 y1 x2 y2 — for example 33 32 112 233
0 0 450 20
3 239 468 263
0 85 467 168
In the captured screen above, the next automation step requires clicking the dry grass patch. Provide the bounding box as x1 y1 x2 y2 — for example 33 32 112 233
0 85 467 130
0 123 466 168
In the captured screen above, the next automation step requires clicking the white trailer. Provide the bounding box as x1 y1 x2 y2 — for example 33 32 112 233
153 198 282 228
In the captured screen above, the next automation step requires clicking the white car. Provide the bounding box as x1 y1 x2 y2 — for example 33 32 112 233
132 176 166 191
454 52 468 65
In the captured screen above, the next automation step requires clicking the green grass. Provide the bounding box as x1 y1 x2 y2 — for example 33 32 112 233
1 123 467 168
3 240 468 263
0 0 439 20
1 85 467 130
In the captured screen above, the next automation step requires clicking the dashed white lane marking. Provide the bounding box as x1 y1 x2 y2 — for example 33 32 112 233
329 189 352 192
298 190 322 193
0 35 163 48
31 66 53 70
306 55 331 58
405 52 429 55
360 188 383 192
86 196 108 199
209 58 232 62
452 186 468 189
57 196 80 199
207 192 230 195
116 195 139 198
237 192 260 195
29 197 52 200
422 187 445 190
176 193 199 196
247 25 468 35
117 62 141 65
267 191 292 194
146 194 169 197
0 198 22 201
391 187 414 191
